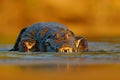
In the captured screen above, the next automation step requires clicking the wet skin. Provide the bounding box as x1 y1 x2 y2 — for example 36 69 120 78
10 22 88 52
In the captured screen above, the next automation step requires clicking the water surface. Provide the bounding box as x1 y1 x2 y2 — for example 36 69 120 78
0 41 120 80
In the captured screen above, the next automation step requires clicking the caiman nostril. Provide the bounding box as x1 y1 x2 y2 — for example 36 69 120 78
59 47 72 52
64 49 68 52
58 43 73 52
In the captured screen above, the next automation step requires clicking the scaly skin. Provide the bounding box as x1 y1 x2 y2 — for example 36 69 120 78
10 22 88 52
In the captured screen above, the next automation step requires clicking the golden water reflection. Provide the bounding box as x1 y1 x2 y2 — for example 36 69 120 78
0 64 120 80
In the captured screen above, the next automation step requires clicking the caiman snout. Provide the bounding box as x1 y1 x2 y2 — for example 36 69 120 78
58 44 72 52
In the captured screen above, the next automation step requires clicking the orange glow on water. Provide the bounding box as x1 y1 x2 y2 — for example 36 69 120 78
0 64 120 80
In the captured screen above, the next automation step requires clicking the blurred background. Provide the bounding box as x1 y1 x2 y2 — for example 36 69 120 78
0 0 120 43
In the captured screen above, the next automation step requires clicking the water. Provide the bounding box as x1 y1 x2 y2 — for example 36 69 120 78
0 41 120 80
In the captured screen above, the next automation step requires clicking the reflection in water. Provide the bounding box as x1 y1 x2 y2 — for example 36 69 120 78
1 64 120 80
0 42 120 80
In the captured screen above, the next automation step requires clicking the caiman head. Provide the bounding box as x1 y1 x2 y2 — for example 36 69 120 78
38 28 88 52
21 28 88 52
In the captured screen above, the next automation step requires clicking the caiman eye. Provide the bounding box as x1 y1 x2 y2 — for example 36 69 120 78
54 33 60 39
64 33 71 40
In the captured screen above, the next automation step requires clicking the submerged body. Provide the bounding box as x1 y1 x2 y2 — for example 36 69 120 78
10 22 88 52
